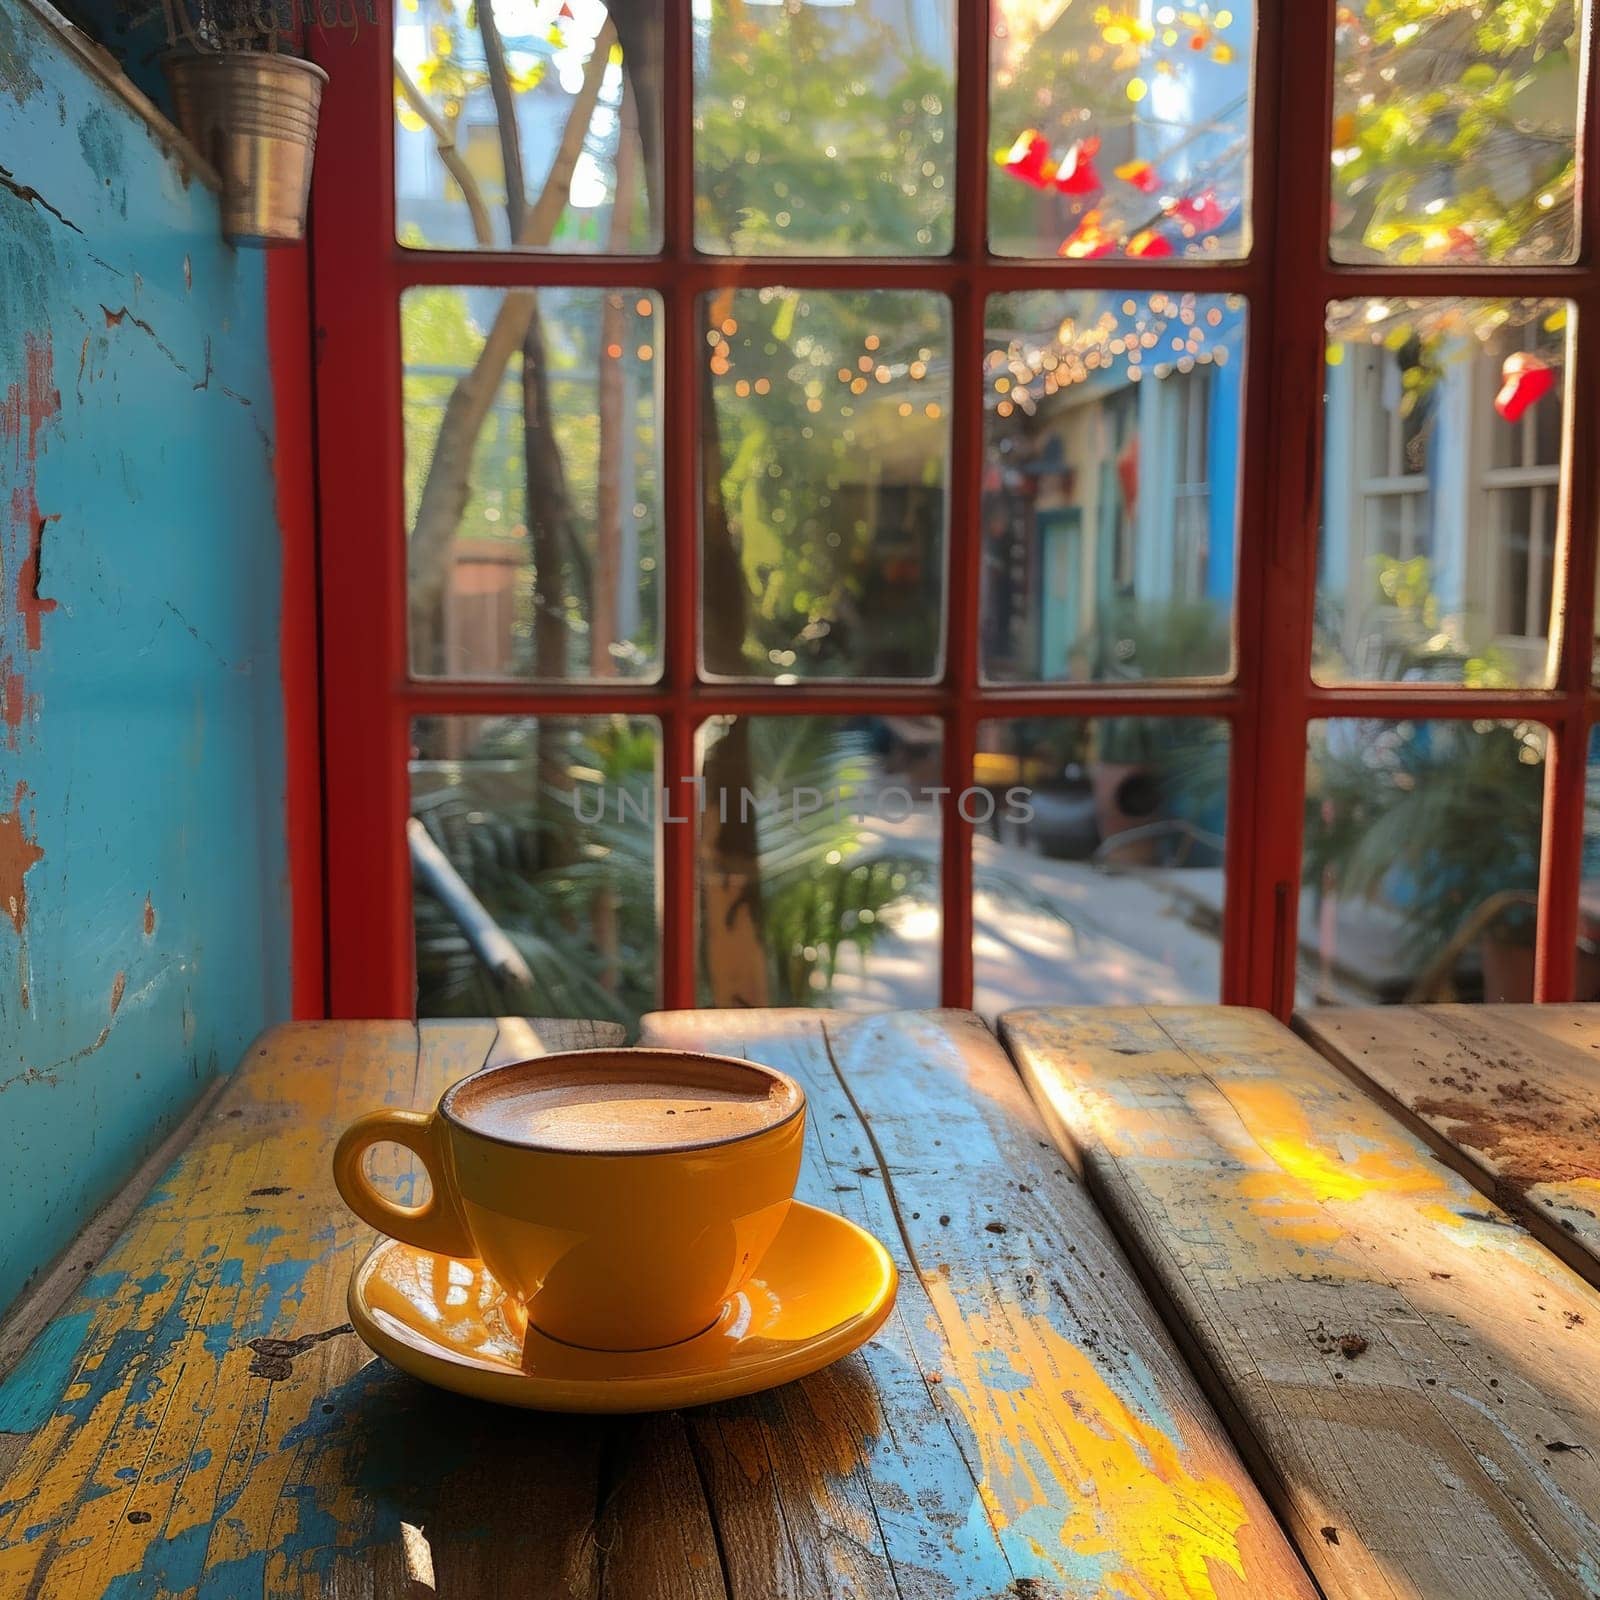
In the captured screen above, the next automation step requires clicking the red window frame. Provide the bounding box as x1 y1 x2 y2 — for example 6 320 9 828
306 0 1600 1020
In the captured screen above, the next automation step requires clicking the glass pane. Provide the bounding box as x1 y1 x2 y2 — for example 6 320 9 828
411 715 660 1030
403 286 662 680
701 289 949 681
974 717 1229 1015
989 0 1254 260
693 0 954 255
696 716 940 1008
1302 718 1546 1007
1330 1 1581 265
1317 298 1568 687
982 291 1243 681
395 0 660 252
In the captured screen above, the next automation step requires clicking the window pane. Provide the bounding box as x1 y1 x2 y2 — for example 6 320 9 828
1317 298 1568 687
403 286 662 680
693 0 954 255
395 0 660 252
1330 2 1580 265
697 716 940 1009
989 0 1253 260
702 290 949 681
982 291 1243 682
1302 719 1546 1007
974 717 1228 1015
411 715 660 1030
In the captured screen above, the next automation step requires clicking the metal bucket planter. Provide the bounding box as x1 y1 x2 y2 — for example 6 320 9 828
165 51 328 246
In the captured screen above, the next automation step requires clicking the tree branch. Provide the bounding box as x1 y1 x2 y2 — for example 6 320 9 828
520 19 617 249
477 0 528 240
394 61 495 248
607 0 661 234
407 21 617 670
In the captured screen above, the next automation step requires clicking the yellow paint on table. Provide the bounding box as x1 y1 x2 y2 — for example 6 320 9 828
0 1020 622 1599
923 1264 1253 1600
644 1005 1315 1600
1004 1004 1600 1600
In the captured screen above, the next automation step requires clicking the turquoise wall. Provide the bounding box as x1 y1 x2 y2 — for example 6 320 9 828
0 0 289 1312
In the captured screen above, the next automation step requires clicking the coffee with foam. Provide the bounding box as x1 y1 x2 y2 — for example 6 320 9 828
445 1051 803 1154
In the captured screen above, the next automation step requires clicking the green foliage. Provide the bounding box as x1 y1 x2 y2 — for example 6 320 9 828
416 718 941 1023
1333 0 1578 262
401 285 523 541
720 720 935 1002
1304 718 1546 957
688 0 959 677
414 718 660 1026
694 0 951 255
1317 553 1521 688
1086 598 1231 780
701 288 947 678
401 285 660 677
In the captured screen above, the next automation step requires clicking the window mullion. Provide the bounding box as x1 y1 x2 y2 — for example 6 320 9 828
1535 0 1600 999
660 0 700 1009
936 0 991 1009
1229 0 1332 1014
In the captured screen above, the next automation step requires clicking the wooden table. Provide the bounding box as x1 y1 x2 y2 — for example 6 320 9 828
1298 1004 1600 1290
0 1011 1312 1599
1005 1006 1600 1600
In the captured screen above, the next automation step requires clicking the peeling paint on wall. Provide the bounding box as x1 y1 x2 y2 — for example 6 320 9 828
0 1 289 1315
0 334 58 750
0 782 44 934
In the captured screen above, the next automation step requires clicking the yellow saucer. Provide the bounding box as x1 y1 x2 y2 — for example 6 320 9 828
347 1200 898 1412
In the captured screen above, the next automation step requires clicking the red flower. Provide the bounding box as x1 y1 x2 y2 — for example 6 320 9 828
1054 137 1102 196
1170 188 1228 232
1115 160 1161 194
1058 210 1117 258
999 131 1057 189
1495 353 1556 423
1126 229 1174 258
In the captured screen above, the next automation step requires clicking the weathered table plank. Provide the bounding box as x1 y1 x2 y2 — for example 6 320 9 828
0 1017 647 1600
1003 1005 1600 1600
641 1008 1313 1600
1299 1003 1600 1287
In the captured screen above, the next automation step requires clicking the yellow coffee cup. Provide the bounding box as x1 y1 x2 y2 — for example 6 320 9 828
332 1048 806 1351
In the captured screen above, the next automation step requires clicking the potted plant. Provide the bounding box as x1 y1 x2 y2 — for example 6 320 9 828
161 1 366 244
1088 598 1231 864
1304 718 1560 1002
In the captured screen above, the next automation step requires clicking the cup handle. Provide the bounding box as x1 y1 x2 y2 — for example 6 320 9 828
332 1109 473 1258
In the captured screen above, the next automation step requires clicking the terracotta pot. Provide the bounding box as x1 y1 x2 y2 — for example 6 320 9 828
1478 937 1535 1003
1090 762 1161 866
1481 936 1600 1002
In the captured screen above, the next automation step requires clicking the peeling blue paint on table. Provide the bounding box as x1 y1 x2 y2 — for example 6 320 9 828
0 0 289 1314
